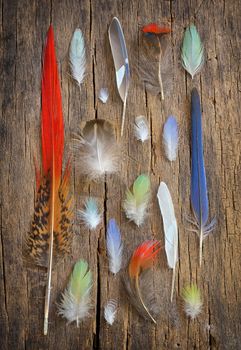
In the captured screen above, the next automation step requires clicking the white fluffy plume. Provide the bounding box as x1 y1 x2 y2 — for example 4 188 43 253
73 119 119 179
157 182 178 302
104 299 118 325
58 260 92 326
106 219 123 274
77 198 101 230
99 88 109 103
163 116 179 161
134 116 150 142
69 28 86 87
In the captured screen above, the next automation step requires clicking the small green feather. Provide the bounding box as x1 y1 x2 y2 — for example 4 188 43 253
123 174 150 226
182 284 202 319
181 25 204 79
58 260 92 326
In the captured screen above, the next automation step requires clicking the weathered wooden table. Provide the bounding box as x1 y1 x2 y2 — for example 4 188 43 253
1 0 240 349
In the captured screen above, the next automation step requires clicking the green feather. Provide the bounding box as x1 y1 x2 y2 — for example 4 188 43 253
70 260 92 300
123 174 150 226
182 284 202 319
181 25 204 79
58 260 92 326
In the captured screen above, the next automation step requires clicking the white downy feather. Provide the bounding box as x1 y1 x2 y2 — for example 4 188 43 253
73 119 119 180
69 28 86 87
157 182 178 301
104 299 118 325
134 116 150 142
77 198 101 230
99 88 109 103
163 116 179 162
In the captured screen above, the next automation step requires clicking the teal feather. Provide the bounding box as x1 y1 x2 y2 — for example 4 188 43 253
181 25 204 79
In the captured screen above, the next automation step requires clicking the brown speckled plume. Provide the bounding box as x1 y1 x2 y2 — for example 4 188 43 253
25 25 73 336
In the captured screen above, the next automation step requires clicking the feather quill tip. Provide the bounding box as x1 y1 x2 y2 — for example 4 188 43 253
163 116 179 161
182 284 202 319
99 88 109 103
77 198 101 230
134 116 150 143
104 299 118 325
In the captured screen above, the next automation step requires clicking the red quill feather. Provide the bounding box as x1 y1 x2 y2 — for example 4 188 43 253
26 25 73 335
142 23 171 35
127 240 161 323
41 25 64 183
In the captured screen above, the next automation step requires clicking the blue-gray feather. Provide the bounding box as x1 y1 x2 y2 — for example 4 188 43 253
191 88 209 227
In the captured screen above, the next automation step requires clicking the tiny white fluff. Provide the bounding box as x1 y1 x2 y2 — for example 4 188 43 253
77 198 101 230
99 88 109 103
104 299 118 325
134 116 150 142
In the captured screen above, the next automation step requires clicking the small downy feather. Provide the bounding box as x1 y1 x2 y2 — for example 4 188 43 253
181 25 204 79
106 219 123 274
182 284 202 319
99 88 109 103
104 299 118 325
163 116 179 161
123 174 150 226
73 119 119 180
134 116 150 143
69 28 86 87
77 198 101 230
157 182 178 302
58 260 92 326
124 240 161 323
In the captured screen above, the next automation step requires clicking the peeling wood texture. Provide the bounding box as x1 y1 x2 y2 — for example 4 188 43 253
1 0 241 349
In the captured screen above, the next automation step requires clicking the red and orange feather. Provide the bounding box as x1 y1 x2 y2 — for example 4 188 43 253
25 25 73 335
142 23 171 35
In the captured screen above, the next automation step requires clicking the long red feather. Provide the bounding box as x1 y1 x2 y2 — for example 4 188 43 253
41 25 64 183
25 25 73 336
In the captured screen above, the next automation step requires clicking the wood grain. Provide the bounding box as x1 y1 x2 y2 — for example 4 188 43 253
0 0 240 349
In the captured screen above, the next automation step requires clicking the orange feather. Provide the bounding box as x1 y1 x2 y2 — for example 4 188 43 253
142 23 171 35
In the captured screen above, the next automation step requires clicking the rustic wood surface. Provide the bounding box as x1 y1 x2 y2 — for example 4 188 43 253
1 0 240 349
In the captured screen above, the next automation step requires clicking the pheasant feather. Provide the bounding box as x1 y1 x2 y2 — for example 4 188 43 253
181 25 204 79
58 260 92 326
163 116 179 161
109 17 130 137
124 240 161 323
157 182 178 301
69 28 86 87
25 26 73 335
190 88 216 266
106 219 123 274
123 174 150 226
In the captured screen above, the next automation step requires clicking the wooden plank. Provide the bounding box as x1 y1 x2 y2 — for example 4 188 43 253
0 0 240 349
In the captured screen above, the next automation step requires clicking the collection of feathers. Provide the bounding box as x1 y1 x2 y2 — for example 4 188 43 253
25 20 216 335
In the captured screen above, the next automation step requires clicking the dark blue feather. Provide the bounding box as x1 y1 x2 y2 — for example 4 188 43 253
191 88 209 227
